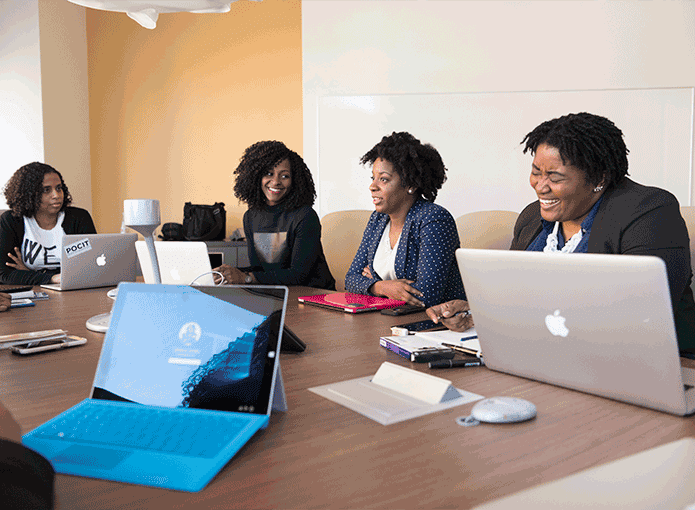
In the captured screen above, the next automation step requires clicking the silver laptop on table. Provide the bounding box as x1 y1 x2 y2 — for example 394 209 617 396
23 283 289 492
42 233 137 291
136 240 214 285
456 248 695 416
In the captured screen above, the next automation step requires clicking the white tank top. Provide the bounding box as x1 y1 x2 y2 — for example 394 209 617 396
372 222 400 281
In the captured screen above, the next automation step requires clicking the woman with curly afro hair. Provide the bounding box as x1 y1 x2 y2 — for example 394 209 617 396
0 162 96 285
345 132 465 307
428 113 695 352
214 141 335 289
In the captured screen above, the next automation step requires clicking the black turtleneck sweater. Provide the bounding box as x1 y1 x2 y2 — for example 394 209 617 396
242 204 335 290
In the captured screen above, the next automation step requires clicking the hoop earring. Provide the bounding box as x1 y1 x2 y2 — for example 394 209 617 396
593 185 604 193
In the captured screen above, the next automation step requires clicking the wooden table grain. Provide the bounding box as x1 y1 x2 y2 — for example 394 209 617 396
2 285 694 509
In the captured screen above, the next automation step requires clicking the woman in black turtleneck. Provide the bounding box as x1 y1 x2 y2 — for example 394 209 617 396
214 141 335 290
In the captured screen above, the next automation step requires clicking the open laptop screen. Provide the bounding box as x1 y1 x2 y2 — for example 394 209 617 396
92 283 287 416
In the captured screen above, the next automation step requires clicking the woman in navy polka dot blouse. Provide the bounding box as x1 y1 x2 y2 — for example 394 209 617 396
345 132 466 308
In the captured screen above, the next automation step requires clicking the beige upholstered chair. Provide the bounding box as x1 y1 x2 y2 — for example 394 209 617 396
680 206 695 295
321 209 373 291
455 210 519 250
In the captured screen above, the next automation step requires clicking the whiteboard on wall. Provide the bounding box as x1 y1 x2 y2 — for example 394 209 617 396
315 88 694 218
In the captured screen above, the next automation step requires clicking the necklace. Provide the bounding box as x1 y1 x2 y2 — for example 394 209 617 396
543 222 583 253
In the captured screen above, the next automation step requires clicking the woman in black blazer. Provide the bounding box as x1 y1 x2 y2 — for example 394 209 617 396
0 162 96 285
427 112 695 352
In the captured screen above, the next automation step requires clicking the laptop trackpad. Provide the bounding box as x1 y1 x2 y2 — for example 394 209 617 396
52 445 132 469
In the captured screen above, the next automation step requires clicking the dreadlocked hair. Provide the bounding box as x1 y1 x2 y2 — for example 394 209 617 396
233 141 316 210
521 112 629 189
360 131 447 202
3 162 72 218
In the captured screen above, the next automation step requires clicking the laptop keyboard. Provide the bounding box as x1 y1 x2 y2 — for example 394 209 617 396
36 403 250 458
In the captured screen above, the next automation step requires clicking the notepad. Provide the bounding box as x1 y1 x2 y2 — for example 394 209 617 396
380 329 480 361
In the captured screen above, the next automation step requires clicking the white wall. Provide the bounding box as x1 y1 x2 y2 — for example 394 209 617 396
0 0 44 208
0 0 91 214
303 1 695 216
316 89 694 218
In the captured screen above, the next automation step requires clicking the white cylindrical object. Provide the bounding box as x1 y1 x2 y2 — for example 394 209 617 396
123 199 160 227
123 199 162 284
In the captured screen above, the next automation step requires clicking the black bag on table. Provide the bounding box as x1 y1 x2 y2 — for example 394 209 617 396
159 222 186 241
183 202 226 241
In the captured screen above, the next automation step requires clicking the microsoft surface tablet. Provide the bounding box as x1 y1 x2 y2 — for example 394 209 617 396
23 283 289 491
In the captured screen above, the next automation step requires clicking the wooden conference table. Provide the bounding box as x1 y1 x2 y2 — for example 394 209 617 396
2 285 695 509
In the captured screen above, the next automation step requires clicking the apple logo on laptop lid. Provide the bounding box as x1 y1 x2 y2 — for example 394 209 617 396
96 254 107 267
545 309 569 337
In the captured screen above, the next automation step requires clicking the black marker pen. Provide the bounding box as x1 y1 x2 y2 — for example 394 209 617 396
411 349 455 363
428 358 485 369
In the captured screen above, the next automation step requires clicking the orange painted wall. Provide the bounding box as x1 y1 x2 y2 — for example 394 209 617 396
86 0 302 235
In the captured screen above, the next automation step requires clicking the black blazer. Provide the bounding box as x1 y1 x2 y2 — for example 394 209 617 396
511 177 695 351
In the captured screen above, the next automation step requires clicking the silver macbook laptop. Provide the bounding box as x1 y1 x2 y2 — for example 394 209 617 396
42 233 137 291
23 283 289 492
136 241 215 285
456 248 695 416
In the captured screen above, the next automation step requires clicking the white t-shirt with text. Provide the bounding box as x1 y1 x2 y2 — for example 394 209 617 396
21 212 66 271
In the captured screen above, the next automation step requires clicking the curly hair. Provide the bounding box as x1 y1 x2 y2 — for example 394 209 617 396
360 132 447 202
233 141 316 210
521 112 629 190
3 162 72 218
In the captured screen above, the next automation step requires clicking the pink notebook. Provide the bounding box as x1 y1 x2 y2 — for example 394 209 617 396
298 293 405 313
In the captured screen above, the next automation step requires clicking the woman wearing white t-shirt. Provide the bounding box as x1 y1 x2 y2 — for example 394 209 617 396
0 162 96 285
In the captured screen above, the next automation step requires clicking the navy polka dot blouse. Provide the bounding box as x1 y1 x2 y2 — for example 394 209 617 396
345 199 466 307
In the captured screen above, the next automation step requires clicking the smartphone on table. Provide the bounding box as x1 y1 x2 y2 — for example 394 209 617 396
391 319 447 335
11 336 87 355
380 304 425 316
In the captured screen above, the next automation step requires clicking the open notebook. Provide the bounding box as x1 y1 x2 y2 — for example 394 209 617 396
23 283 289 492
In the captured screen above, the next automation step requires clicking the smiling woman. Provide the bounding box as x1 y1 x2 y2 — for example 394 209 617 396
427 113 695 353
213 141 335 290
345 132 465 308
0 162 97 285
